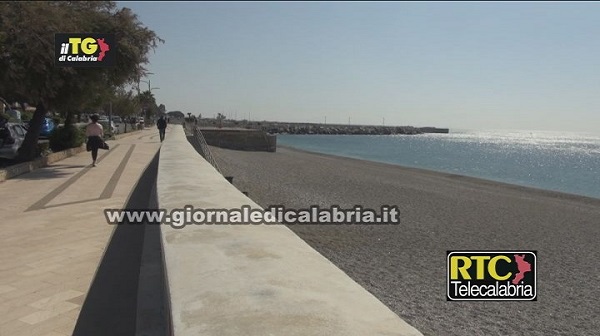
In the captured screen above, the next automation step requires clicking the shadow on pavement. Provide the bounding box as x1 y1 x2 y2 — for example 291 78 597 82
73 150 168 336
12 164 89 180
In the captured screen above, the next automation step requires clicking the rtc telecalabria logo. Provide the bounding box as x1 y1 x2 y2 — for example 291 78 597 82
447 251 537 301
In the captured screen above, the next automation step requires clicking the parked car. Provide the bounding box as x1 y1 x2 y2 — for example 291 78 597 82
23 117 55 137
39 117 56 138
98 119 119 135
5 109 21 122
0 122 28 160
111 116 122 124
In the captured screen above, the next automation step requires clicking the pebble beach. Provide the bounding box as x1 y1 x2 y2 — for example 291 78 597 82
211 145 600 336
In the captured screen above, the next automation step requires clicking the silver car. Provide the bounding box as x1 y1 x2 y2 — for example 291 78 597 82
98 119 119 135
0 122 28 160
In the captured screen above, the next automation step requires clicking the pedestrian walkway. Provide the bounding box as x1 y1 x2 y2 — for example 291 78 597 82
0 128 162 336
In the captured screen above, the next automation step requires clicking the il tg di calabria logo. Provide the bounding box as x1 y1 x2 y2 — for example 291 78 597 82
55 33 115 67
447 250 537 301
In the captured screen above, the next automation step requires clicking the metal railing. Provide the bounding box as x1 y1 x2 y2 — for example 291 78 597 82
190 125 222 174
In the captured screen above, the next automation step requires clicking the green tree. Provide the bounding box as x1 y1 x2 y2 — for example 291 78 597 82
0 1 163 161
111 87 140 119
136 90 158 121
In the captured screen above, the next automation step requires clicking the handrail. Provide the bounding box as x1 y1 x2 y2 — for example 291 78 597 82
191 125 222 174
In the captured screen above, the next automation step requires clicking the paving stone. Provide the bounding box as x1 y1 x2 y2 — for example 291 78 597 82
0 128 161 334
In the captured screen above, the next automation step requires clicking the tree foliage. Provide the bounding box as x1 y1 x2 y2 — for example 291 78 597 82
0 1 163 161
48 125 85 153
136 90 156 108
136 90 158 120
110 87 140 118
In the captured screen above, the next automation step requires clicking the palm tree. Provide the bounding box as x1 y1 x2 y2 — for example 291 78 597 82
136 90 157 120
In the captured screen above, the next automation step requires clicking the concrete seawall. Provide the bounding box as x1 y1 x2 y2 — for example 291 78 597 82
156 125 423 336
199 127 277 152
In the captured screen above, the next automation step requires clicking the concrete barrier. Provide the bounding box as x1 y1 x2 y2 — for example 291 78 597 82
156 125 423 336
199 127 277 152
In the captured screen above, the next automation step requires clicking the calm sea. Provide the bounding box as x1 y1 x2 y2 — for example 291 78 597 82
277 130 600 200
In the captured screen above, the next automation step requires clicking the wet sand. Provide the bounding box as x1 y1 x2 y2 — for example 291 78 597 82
211 145 600 336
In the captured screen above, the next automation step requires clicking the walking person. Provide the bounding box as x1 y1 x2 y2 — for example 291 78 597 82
157 115 167 142
86 114 104 167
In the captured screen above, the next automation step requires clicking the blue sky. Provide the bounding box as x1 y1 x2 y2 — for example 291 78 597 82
118 1 600 134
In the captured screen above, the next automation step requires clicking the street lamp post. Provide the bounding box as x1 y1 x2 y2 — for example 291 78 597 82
141 87 160 123
137 72 154 94
137 72 159 123
140 80 152 92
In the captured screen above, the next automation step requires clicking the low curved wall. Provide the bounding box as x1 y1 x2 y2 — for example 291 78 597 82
156 125 423 336
0 144 85 182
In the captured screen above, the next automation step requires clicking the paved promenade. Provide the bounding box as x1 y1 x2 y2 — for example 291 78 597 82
0 128 161 336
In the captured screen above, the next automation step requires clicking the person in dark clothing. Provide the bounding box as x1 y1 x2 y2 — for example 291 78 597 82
157 116 167 142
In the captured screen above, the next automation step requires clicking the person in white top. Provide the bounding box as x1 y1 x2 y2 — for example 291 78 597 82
85 114 104 167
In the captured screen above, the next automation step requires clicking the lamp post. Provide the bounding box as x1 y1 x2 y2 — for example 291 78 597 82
137 72 154 94
140 80 151 92
142 88 160 123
